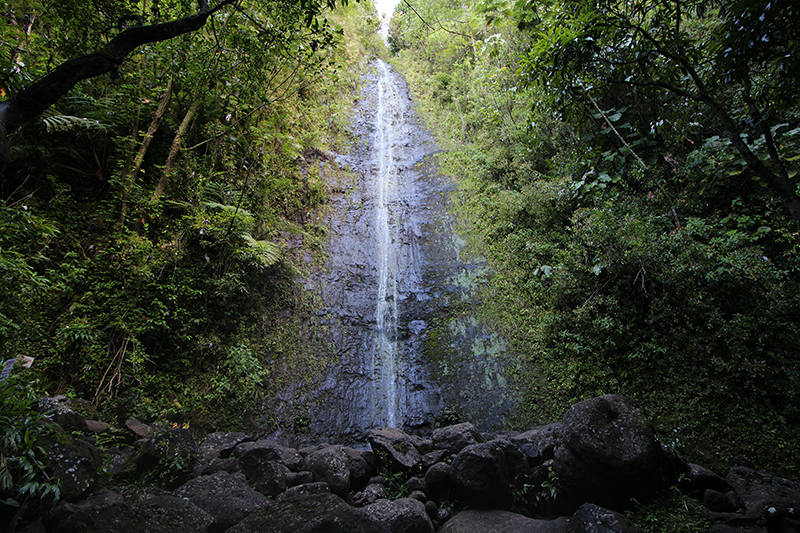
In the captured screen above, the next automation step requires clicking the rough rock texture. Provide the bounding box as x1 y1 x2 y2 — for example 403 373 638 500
42 439 101 501
449 441 511 506
353 483 389 507
431 423 486 456
680 463 729 497
360 498 435 533
718 466 800 533
424 461 451 490
567 503 642 533
226 492 390 533
369 427 422 470
344 446 375 490
304 444 352 496
235 439 304 474
251 461 291 496
197 432 251 463
135 428 198 489
125 417 154 439
38 396 96 432
85 420 110 433
277 481 331 501
511 423 562 461
52 490 214 533
554 395 673 511
441 510 568 533
173 471 269 532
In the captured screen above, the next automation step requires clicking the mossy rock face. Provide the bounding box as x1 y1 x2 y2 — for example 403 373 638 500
41 437 101 501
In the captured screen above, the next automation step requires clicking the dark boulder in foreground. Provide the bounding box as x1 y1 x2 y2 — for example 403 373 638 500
52 489 214 533
226 492 390 533
36 394 800 533
554 394 675 511
567 503 642 533
440 510 568 533
173 471 270 532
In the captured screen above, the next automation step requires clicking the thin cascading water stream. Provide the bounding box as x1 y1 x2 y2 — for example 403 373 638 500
287 58 516 444
373 59 400 427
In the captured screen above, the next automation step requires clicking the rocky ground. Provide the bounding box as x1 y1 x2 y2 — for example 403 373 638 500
22 394 800 532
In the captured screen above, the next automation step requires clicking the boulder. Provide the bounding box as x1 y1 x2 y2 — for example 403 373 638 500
286 470 314 487
680 463 728 497
344 446 376 490
198 432 251 464
277 482 331 502
52 490 214 533
369 427 422 471
38 396 95 433
251 461 291 496
553 395 672 511
235 439 304 475
424 461 451 490
567 503 642 533
226 492 390 533
304 444 352 497
360 498 435 533
726 467 800 520
173 471 270 532
353 483 389 507
511 423 562 461
432 423 485 456
42 439 101 501
493 438 532 480
125 417 154 439
704 490 739 513
440 510 568 533
449 441 511 506
422 449 448 469
85 420 110 433
135 428 198 489
201 456 240 476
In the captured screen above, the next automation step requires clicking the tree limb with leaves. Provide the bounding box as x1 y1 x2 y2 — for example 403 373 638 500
0 0 351 167
517 0 800 227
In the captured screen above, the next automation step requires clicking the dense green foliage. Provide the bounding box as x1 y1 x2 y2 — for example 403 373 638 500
389 0 800 488
1 0 382 435
0 368 60 531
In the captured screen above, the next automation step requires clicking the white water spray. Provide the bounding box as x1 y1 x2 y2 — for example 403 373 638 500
374 60 400 427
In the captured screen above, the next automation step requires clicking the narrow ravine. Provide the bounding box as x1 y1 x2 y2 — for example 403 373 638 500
273 59 517 444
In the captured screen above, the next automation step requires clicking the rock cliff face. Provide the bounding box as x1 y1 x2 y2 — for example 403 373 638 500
34 394 800 533
278 59 517 444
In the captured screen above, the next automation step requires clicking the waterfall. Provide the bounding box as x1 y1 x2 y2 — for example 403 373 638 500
373 59 400 427
284 59 517 445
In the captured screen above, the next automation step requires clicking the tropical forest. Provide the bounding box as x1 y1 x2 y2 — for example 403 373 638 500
1 0 799 531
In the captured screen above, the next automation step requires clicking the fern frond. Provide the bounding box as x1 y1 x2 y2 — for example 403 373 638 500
202 201 254 218
41 114 108 133
239 233 282 268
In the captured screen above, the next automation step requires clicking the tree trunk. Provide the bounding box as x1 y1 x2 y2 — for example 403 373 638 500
119 79 172 224
151 99 200 202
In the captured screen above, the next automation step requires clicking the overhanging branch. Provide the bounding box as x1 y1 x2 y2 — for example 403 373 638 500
0 0 238 164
